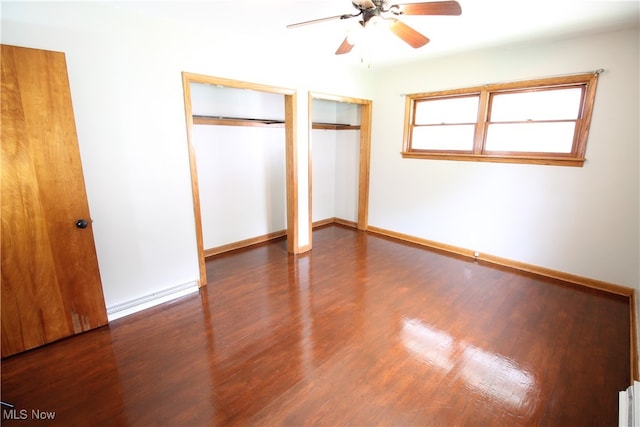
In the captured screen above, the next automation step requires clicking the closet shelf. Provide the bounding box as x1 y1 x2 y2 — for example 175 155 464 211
312 122 361 130
193 115 285 127
192 116 360 130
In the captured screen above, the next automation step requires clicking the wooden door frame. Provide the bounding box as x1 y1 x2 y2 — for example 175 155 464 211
308 92 372 244
181 73 298 287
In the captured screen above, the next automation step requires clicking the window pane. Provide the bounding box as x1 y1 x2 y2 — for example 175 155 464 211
490 88 582 122
485 122 576 153
415 96 479 125
412 125 475 151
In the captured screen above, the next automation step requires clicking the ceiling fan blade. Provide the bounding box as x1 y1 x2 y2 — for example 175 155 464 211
335 37 355 55
354 0 376 8
287 14 349 29
396 1 462 16
388 19 430 48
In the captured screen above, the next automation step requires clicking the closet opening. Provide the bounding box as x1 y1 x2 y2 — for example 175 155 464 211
182 73 299 286
309 92 372 244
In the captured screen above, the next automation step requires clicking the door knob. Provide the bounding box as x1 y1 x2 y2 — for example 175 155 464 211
75 219 89 229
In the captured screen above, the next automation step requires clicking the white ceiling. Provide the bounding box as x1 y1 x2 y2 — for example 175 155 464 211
113 0 639 67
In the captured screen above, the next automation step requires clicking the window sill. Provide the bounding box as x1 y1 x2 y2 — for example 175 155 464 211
401 152 586 167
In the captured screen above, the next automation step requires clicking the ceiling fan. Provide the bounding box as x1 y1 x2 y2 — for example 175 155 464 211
286 0 462 55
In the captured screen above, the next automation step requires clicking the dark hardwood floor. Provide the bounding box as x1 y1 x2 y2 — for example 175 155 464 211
1 225 631 426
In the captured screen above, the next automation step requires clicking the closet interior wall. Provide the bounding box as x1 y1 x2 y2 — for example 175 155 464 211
311 99 361 227
190 83 287 253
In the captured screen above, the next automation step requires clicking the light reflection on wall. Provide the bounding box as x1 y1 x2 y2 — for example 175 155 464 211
401 318 537 411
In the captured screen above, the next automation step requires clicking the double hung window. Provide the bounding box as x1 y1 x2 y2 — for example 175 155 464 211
402 73 600 166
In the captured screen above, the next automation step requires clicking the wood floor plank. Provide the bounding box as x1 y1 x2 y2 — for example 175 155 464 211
1 225 630 426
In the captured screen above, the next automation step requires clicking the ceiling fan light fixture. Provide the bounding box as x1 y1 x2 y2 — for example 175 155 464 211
366 15 387 27
347 23 365 44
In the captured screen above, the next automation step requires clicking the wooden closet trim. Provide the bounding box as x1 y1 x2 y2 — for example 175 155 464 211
308 92 372 247
181 72 298 287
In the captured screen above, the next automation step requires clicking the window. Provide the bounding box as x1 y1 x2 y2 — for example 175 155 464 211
402 73 600 166
412 95 478 151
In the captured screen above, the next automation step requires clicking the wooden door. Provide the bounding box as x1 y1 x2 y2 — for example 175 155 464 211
1 45 108 358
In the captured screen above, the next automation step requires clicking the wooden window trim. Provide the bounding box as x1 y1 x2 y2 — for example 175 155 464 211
402 73 600 167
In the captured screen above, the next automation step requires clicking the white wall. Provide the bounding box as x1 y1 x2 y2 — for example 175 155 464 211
312 131 337 222
311 99 361 223
334 103 362 224
190 84 286 121
0 1 373 308
194 126 287 248
368 27 640 289
191 84 287 248
334 130 360 222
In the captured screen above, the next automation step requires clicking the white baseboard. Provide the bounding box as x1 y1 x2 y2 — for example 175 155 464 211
619 380 640 426
107 281 199 321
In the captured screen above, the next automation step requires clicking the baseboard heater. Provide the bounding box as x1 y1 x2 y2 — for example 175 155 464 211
620 381 640 426
106 281 199 321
